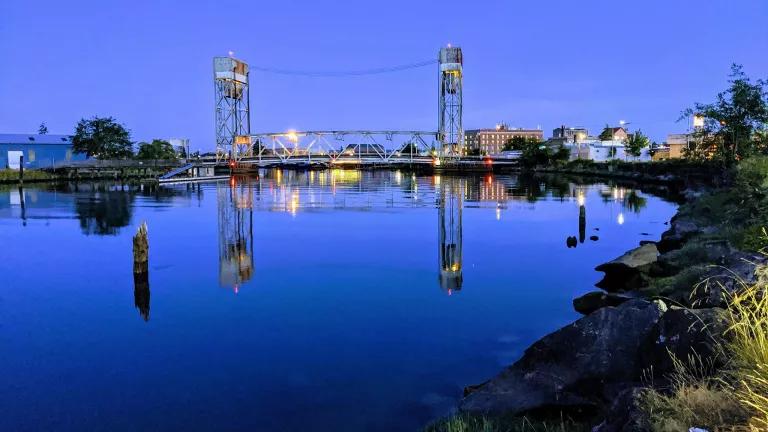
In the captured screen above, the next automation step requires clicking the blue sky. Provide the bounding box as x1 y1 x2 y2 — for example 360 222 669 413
1 0 766 150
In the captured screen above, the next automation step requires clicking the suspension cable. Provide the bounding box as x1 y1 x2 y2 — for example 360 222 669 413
248 59 437 77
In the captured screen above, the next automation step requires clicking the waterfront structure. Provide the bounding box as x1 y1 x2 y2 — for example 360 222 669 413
552 126 589 143
214 56 251 161
566 139 632 162
0 133 86 169
464 124 543 155
438 46 464 156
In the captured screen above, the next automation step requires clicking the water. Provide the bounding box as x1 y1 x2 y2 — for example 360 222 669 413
0 170 677 431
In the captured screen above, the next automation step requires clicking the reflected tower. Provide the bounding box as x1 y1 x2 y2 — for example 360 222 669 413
437 178 463 292
217 178 255 292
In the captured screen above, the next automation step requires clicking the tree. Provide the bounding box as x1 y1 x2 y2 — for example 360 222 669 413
503 136 540 151
136 139 177 160
682 64 768 164
72 117 133 159
625 130 650 158
598 124 614 141
508 137 569 167
38 122 48 135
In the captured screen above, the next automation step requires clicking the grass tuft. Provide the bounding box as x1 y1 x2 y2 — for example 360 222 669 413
725 265 768 429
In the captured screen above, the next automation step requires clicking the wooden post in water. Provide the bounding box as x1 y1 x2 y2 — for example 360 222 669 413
133 222 149 275
132 222 150 321
579 205 586 243
19 155 24 185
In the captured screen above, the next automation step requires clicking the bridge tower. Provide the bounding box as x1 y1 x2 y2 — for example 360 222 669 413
214 56 251 161
438 46 463 157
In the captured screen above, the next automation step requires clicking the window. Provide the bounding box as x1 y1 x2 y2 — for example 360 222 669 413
28 149 35 162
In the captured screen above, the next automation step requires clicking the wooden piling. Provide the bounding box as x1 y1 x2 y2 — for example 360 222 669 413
133 222 149 275
19 155 24 185
132 222 150 321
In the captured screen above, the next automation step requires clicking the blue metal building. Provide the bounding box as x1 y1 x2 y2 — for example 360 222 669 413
0 134 87 169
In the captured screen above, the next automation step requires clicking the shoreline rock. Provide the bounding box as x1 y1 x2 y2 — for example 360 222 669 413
573 291 635 315
595 243 659 292
460 299 667 417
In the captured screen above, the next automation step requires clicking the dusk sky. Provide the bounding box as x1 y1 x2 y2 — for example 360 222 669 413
1 0 766 150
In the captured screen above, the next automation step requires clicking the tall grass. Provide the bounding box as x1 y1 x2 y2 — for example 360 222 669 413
425 414 590 432
726 265 768 429
641 353 749 431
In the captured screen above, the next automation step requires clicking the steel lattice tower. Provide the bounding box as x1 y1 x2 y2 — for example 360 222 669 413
438 46 463 157
214 57 251 161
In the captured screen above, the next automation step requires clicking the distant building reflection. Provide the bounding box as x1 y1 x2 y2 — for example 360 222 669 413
217 177 254 293
437 177 463 293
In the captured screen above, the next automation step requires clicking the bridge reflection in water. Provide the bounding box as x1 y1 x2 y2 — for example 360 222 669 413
208 170 650 294
217 178 254 293
437 177 463 293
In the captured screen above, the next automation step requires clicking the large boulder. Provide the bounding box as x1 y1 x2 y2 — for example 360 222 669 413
595 244 659 292
656 214 702 253
573 291 634 315
640 307 729 380
460 300 667 416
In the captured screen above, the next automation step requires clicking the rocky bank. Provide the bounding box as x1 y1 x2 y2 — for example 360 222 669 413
458 189 763 431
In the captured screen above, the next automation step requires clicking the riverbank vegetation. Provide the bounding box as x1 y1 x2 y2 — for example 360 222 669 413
426 414 590 432
640 264 768 431
0 168 55 182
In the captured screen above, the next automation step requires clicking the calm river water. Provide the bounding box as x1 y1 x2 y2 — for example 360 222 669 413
0 170 677 431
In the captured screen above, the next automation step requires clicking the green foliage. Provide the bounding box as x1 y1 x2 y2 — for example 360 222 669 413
136 139 177 160
625 130 651 158
505 137 569 167
726 269 768 429
683 64 768 164
72 116 133 159
0 169 55 182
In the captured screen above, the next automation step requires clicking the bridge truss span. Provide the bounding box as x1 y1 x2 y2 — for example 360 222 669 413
238 130 440 164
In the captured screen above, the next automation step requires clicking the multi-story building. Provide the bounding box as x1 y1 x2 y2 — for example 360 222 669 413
552 126 589 143
464 124 543 155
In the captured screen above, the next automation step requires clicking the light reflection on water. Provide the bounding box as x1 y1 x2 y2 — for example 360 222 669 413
0 169 676 431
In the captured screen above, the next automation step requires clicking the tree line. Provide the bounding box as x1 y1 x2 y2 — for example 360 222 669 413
70 116 188 160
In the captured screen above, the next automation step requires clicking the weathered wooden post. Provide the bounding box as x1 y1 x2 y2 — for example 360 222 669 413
18 155 24 185
133 222 149 275
133 222 150 321
579 205 586 243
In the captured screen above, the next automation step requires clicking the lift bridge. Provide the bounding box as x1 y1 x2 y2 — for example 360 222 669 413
212 46 511 168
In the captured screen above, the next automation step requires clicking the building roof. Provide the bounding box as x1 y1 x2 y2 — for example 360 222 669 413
465 128 542 133
0 134 72 145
